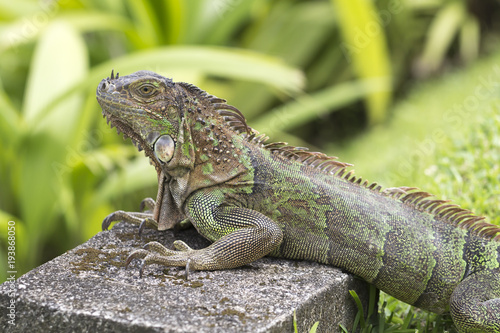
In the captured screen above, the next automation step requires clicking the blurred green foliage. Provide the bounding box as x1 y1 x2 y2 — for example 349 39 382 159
0 1 499 329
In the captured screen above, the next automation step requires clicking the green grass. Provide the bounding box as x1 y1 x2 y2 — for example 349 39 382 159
340 286 457 333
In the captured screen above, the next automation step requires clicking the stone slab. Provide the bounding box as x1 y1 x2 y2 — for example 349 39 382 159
0 222 368 332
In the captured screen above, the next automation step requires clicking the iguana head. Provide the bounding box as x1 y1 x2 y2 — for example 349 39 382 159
97 70 254 195
96 70 190 174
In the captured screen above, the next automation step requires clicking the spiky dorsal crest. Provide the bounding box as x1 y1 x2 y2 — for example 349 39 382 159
179 82 250 134
382 187 500 241
180 81 500 242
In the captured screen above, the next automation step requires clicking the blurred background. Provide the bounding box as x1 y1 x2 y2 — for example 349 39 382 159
1 0 499 329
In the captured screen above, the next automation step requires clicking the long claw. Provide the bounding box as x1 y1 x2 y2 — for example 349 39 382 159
138 218 159 236
139 261 146 278
102 216 112 231
126 249 149 268
101 203 156 232
138 220 147 236
185 259 191 280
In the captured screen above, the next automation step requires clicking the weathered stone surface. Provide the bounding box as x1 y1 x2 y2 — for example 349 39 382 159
0 222 368 332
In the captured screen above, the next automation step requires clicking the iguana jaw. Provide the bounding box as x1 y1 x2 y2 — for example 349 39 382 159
97 95 160 171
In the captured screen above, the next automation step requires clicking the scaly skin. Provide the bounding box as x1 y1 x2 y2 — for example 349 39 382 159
96 70 500 332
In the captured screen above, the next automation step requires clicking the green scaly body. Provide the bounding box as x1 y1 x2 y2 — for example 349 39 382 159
96 70 500 332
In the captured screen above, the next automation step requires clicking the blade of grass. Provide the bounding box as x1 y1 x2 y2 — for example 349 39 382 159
293 310 298 333
339 323 349 332
401 307 414 329
309 321 319 333
349 290 366 328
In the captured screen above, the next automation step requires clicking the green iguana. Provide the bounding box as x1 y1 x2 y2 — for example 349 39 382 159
96 70 500 332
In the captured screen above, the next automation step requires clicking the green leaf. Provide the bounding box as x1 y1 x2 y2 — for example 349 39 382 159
0 78 22 143
23 20 88 141
97 46 305 94
417 2 466 75
251 78 390 139
92 157 157 205
201 0 260 45
16 20 88 267
459 16 479 64
60 11 132 34
125 0 161 47
330 0 392 124
0 10 134 51
161 0 184 44
30 45 304 126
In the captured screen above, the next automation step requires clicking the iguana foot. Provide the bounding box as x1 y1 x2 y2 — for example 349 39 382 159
102 197 158 231
139 197 156 212
126 240 196 278
102 210 158 231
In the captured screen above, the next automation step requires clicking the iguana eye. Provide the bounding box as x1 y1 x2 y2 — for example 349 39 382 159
154 135 175 163
137 83 156 97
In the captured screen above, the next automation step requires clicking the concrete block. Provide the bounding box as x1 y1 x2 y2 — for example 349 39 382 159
0 222 369 332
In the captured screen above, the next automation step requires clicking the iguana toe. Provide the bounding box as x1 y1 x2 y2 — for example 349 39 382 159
102 210 125 230
173 240 194 252
125 249 149 269
144 241 172 256
139 197 155 212
138 218 158 236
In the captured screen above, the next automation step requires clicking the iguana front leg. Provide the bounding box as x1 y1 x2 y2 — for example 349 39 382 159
101 171 190 232
126 189 284 276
